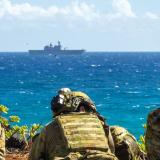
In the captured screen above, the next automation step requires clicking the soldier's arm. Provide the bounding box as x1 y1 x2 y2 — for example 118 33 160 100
29 129 46 160
0 125 5 160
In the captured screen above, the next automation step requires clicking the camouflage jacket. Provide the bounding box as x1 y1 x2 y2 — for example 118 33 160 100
29 114 116 160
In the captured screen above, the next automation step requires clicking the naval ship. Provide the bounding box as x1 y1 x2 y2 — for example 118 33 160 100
29 41 85 55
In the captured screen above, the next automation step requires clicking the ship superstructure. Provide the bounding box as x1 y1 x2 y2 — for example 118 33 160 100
29 41 85 55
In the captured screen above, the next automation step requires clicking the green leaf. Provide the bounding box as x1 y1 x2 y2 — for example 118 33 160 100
0 105 9 114
29 123 43 139
143 124 147 129
0 117 9 127
9 116 20 123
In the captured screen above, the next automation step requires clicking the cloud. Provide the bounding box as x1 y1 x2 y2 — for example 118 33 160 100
0 0 136 23
145 12 159 20
112 0 136 17
0 0 100 21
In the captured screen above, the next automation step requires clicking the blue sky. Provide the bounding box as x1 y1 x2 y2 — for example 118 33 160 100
0 0 160 51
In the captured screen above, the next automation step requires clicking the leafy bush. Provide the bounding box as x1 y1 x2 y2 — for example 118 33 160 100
0 104 43 148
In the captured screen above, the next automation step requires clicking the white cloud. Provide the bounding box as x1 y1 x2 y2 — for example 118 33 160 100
0 0 100 21
112 0 136 17
145 12 159 20
0 0 136 23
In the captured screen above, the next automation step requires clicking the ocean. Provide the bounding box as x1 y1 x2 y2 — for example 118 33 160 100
0 52 160 138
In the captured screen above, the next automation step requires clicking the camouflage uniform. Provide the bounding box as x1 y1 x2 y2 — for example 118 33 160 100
145 108 160 160
110 126 144 160
0 124 5 160
29 91 118 160
29 113 118 160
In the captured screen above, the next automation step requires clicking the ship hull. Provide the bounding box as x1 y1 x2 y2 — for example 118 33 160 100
29 49 85 55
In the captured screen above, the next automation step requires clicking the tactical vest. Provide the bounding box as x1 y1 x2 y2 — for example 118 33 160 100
55 113 109 152
145 108 160 160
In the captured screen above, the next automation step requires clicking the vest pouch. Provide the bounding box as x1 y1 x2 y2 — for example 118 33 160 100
55 113 109 152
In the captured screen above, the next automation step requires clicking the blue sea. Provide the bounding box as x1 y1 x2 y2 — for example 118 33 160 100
0 52 160 138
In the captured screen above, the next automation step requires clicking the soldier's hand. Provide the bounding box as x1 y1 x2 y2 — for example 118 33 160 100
85 150 118 160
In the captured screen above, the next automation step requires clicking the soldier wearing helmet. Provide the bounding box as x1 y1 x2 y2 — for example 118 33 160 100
29 88 118 160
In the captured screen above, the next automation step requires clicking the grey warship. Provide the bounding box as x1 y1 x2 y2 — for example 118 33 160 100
29 41 85 55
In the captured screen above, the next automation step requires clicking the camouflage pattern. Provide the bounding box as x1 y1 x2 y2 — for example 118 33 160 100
51 91 96 115
145 108 160 160
0 124 5 160
110 126 142 160
55 113 109 151
30 90 118 159
29 113 118 160
58 88 71 95
61 91 94 111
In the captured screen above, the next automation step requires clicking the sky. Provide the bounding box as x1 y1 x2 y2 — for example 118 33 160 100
0 0 160 51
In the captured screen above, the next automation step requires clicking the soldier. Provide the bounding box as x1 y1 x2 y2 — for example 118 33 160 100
110 126 145 160
29 89 118 160
0 123 5 160
145 108 160 160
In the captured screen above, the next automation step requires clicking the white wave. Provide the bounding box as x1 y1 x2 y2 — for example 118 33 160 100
145 106 151 109
108 69 112 72
91 64 101 67
68 67 73 71
127 91 140 94
30 92 34 95
37 71 41 74
89 73 93 76
19 91 26 94
18 80 24 84
132 105 140 108
97 104 103 107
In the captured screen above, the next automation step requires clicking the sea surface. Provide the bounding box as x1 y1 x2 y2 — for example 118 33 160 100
0 52 160 138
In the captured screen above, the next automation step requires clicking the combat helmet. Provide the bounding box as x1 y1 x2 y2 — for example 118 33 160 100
145 108 160 160
51 88 96 116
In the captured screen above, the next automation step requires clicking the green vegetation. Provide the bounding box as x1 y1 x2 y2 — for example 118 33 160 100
0 104 42 147
137 124 147 153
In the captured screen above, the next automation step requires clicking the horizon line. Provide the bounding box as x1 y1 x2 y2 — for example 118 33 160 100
0 51 160 53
